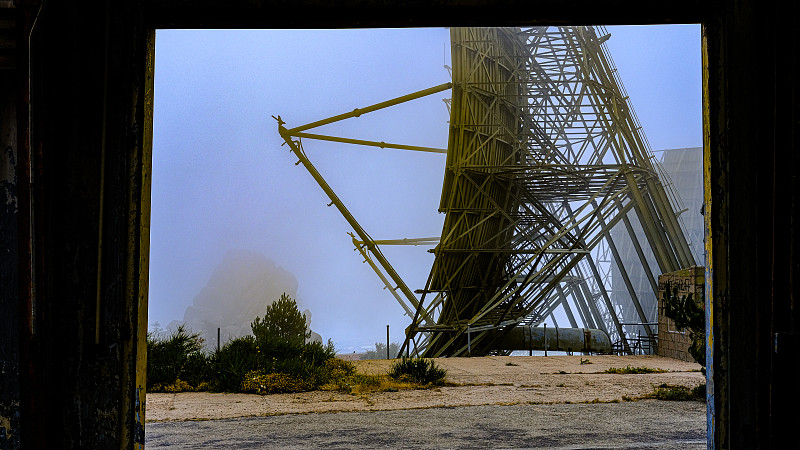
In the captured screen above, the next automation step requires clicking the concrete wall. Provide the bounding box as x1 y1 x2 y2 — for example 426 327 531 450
657 266 704 362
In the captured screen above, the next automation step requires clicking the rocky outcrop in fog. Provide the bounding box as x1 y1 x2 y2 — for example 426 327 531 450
168 249 321 350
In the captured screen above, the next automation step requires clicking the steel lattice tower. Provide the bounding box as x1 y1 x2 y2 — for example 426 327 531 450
277 26 696 357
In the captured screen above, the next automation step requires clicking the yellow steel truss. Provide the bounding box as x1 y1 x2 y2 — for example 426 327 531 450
276 26 695 357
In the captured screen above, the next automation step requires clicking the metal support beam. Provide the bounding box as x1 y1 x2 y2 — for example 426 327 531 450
555 285 579 328
592 200 654 340
617 201 659 294
290 131 446 154
351 234 416 319
563 201 629 351
569 281 597 329
278 123 424 316
286 82 452 134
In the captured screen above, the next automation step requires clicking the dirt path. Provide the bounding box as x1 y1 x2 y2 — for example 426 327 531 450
146 355 703 422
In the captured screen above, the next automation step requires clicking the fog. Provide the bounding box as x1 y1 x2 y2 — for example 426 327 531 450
161 249 321 350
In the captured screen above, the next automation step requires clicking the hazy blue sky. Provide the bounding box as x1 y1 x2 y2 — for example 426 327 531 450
149 25 701 352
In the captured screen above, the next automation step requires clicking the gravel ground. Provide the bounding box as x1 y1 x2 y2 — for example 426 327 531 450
146 400 706 449
145 355 707 448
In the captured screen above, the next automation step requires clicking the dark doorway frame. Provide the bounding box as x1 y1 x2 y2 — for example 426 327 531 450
5 1 798 448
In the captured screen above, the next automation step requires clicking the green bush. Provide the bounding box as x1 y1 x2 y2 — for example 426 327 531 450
325 358 357 379
182 351 213 388
211 335 260 392
251 337 337 388
147 298 341 394
389 357 446 385
147 325 209 390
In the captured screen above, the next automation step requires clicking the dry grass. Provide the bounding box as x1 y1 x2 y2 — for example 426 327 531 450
604 366 668 374
320 373 422 395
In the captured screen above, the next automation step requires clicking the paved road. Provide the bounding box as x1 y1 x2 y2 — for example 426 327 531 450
146 400 706 449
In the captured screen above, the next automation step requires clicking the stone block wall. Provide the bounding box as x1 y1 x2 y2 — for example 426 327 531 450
657 266 704 362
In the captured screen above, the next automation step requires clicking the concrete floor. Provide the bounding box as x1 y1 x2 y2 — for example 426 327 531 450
146 400 706 449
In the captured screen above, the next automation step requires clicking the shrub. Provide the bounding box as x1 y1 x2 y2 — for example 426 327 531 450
151 379 194 393
251 338 337 389
322 372 417 395
211 335 260 392
182 351 213 388
147 306 340 394
389 357 446 385
301 339 337 367
147 324 209 390
325 358 356 379
241 371 308 394
604 365 667 374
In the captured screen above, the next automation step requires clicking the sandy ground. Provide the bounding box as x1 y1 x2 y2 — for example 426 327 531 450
146 355 703 422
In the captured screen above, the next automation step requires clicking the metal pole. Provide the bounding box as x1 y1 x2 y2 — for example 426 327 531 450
217 327 220 352
387 325 390 359
467 326 471 356
544 323 548 357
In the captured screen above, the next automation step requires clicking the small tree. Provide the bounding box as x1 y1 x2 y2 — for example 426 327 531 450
251 293 310 346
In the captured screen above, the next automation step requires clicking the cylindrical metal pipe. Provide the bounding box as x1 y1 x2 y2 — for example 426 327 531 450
493 327 612 354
